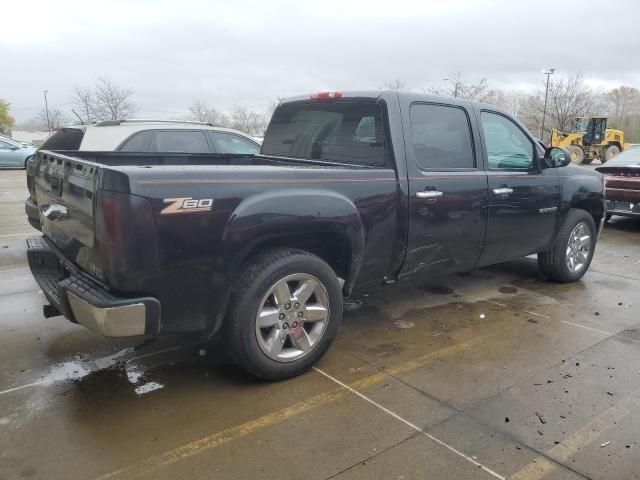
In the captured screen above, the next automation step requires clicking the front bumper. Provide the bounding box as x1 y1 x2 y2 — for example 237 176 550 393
606 200 640 218
26 235 161 337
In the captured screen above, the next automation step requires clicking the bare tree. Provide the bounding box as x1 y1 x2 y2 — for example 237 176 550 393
72 77 137 122
230 105 268 135
186 100 228 126
518 73 597 139
37 107 67 130
604 86 640 120
428 74 496 102
380 79 408 91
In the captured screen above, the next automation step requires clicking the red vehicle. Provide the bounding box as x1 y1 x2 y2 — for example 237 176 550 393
596 148 640 220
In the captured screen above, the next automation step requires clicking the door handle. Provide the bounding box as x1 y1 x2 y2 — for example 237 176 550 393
416 190 443 199
492 187 514 196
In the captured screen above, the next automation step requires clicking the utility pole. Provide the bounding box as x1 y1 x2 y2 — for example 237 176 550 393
443 77 460 98
84 97 90 123
43 90 51 133
540 68 555 141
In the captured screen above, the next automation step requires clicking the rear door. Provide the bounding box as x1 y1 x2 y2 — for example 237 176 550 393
401 101 488 279
476 110 560 266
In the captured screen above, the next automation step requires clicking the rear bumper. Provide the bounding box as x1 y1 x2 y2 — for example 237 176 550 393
26 235 161 337
25 197 41 231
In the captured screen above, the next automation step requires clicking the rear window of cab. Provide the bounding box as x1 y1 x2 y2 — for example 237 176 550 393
261 102 386 167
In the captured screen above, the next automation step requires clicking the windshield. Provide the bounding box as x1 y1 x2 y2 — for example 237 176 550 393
261 101 386 166
575 118 590 132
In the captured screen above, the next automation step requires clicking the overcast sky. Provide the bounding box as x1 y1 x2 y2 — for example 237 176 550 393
3 0 640 123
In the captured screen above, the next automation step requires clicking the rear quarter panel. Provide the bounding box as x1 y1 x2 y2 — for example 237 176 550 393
125 164 400 333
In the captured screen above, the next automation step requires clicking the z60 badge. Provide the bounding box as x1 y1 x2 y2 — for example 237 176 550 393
161 197 213 215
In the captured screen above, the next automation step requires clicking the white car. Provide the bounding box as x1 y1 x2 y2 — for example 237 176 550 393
38 119 261 155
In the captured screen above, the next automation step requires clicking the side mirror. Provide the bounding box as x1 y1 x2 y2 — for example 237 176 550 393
544 147 571 168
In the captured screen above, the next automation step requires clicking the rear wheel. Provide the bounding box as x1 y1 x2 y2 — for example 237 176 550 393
603 144 620 163
224 248 343 380
538 209 596 282
567 145 585 164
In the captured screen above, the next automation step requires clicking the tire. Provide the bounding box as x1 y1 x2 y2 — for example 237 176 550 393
581 157 594 165
224 248 343 381
538 209 596 282
567 145 585 164
603 144 620 163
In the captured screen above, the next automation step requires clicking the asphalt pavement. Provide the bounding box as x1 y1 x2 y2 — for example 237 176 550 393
1 168 639 480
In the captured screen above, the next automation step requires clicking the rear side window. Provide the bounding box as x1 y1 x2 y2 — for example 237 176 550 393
208 132 260 155
410 104 475 169
151 130 210 153
119 130 154 152
262 102 386 166
40 128 84 150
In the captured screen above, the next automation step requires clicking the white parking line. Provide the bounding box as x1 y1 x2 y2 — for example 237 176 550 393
0 380 46 396
0 232 32 239
313 367 506 480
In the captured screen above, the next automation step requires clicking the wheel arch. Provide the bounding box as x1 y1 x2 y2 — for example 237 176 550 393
206 189 365 337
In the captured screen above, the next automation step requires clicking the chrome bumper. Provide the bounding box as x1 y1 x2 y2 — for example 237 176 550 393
66 293 146 337
26 235 161 337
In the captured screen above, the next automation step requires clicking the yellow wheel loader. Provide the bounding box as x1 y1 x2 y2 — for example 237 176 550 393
550 117 628 164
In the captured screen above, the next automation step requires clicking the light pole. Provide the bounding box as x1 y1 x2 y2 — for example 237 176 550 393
540 68 555 141
43 90 51 133
443 77 460 98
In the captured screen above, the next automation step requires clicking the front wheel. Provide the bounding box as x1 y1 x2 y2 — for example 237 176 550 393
538 209 596 282
224 248 343 380
603 145 620 163
567 145 585 164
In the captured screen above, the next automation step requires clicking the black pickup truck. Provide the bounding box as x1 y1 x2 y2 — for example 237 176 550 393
25 91 605 380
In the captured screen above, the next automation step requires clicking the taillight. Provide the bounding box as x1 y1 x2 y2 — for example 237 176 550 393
310 91 342 100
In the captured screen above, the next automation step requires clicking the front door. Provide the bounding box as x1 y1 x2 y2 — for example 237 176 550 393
400 102 489 280
476 110 560 267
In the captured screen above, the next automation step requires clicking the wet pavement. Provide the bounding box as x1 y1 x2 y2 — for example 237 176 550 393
1 169 639 480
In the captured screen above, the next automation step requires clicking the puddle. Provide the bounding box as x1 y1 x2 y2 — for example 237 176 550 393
499 286 518 294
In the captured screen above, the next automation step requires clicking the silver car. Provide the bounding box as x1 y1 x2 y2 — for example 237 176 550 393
0 135 36 168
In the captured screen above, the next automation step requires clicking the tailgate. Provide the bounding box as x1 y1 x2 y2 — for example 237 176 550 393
32 150 159 290
34 150 97 251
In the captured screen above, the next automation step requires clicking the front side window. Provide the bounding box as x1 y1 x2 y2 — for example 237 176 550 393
151 130 210 153
0 140 13 150
209 132 260 155
410 104 475 169
480 112 534 170
262 102 386 166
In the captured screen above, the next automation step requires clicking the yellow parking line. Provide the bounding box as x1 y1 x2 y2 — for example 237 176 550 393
95 338 481 480
511 387 640 480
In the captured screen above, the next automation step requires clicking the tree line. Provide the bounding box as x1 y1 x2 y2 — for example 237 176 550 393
383 73 640 143
3 73 640 142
